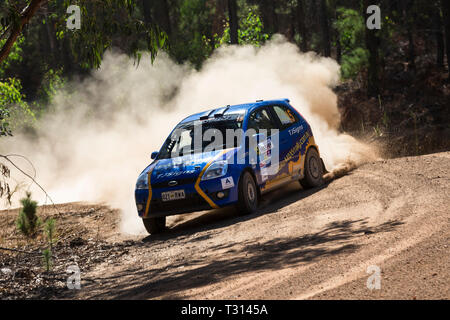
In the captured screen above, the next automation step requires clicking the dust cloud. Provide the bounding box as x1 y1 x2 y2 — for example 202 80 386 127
0 35 379 234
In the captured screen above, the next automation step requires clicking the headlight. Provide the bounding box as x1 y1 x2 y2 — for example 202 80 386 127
201 160 228 181
136 172 149 189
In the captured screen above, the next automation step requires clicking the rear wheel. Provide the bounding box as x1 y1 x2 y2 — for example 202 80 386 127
300 148 324 189
237 171 259 215
143 217 166 234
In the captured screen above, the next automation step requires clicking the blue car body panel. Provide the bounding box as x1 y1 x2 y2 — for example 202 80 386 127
135 99 320 219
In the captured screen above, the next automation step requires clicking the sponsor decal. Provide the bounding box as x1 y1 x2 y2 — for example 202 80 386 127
156 170 196 179
289 125 304 136
285 131 310 161
221 176 235 189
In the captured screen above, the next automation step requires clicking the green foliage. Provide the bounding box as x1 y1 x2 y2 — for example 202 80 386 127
42 248 52 272
335 8 365 50
16 192 40 238
334 8 368 79
56 0 168 69
0 78 35 134
42 218 56 272
340 47 369 79
44 218 57 249
0 36 24 79
170 0 216 68
214 9 269 48
37 68 66 107
0 78 23 105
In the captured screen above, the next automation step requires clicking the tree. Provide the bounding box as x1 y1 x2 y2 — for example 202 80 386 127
214 8 268 48
363 0 381 97
401 0 416 71
434 2 444 68
228 0 239 44
16 192 40 238
318 0 331 57
258 0 278 35
441 0 450 77
334 7 368 79
0 0 168 68
295 0 309 52
332 0 342 63
141 0 172 38
0 0 45 64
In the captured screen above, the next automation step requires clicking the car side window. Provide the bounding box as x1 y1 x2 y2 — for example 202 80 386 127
247 108 278 134
172 129 192 156
272 105 298 129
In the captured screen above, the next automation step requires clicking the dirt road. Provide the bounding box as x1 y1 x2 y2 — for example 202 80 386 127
2 152 449 299
60 152 447 300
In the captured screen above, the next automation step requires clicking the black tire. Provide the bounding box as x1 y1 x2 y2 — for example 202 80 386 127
237 171 259 215
300 148 324 189
143 217 166 234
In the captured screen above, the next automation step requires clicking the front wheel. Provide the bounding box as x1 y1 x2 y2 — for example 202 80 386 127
300 148 324 189
237 171 259 215
143 217 166 234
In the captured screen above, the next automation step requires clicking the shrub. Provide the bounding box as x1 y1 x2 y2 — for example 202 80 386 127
16 192 40 237
42 248 52 272
44 218 57 250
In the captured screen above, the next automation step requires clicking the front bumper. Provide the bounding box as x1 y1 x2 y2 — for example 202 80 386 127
135 175 239 218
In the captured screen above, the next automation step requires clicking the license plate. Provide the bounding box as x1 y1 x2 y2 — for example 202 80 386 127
161 190 186 202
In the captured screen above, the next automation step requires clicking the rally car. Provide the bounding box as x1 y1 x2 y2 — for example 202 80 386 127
135 99 326 234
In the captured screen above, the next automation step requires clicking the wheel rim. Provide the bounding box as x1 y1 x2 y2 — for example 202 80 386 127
309 156 320 179
247 180 256 203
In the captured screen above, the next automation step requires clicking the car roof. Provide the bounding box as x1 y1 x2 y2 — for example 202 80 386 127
179 99 291 124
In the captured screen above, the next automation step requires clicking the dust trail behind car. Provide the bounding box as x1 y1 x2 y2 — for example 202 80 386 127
0 35 379 235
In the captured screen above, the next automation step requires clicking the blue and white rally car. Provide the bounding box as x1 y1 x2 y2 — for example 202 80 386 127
135 99 326 234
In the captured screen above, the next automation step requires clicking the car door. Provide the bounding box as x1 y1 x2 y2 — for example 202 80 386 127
268 105 304 179
246 107 280 184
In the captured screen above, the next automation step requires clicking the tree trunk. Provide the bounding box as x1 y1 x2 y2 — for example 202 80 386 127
42 4 58 68
0 0 45 64
333 0 342 63
260 0 278 35
441 0 450 76
142 0 153 24
318 0 331 57
228 0 238 44
295 0 308 52
434 4 444 68
141 0 171 37
401 0 416 71
364 0 381 97
336 31 342 63
62 37 74 74
155 0 172 37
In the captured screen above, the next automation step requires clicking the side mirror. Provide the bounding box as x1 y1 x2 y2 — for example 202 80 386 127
151 151 159 160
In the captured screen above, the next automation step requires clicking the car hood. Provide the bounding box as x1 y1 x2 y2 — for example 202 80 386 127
143 149 236 184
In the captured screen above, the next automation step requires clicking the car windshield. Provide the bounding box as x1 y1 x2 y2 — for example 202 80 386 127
158 115 244 159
